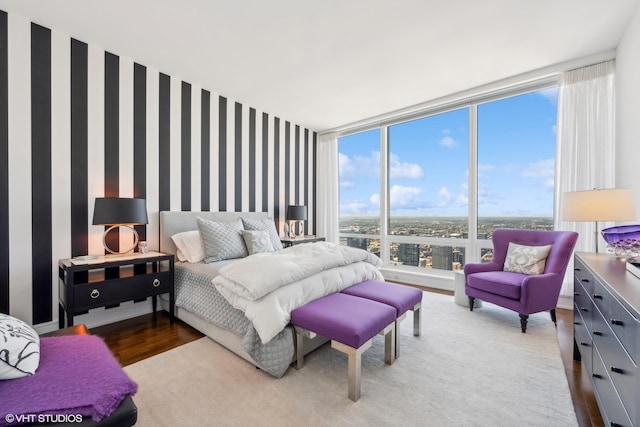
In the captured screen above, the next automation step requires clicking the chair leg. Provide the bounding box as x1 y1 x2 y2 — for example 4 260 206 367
468 296 475 311
550 309 557 324
519 314 529 333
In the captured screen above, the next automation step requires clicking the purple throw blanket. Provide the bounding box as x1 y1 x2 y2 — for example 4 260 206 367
0 335 137 426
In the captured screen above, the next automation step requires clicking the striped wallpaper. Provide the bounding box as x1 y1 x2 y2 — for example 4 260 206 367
0 11 317 325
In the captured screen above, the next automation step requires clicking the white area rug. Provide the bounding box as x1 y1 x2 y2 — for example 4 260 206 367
124 292 577 426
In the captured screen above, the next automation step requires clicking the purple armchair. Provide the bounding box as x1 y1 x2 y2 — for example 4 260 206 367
464 229 578 333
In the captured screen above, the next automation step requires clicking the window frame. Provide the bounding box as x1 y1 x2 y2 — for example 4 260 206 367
338 78 558 278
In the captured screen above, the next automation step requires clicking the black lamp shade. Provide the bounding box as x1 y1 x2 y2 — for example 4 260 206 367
92 198 148 225
286 205 307 221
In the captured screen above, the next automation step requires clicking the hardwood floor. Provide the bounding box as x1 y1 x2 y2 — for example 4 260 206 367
90 292 603 426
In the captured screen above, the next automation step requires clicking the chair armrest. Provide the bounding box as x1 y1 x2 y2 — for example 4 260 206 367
464 261 501 276
521 273 563 313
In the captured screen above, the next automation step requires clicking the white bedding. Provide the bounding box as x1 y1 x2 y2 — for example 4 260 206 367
214 242 383 344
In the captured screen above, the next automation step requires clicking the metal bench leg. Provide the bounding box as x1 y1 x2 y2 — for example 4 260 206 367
413 302 422 336
332 339 372 402
379 322 395 364
294 327 317 370
394 313 407 359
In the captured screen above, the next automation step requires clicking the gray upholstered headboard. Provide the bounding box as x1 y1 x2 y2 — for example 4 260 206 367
159 211 268 256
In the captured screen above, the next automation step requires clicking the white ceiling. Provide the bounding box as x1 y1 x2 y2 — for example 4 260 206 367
0 0 638 131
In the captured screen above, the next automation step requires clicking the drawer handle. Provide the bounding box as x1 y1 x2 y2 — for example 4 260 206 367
153 278 161 287
574 268 581 271
580 307 589 312
592 294 602 300
610 366 624 374
573 292 580 297
90 289 100 299
611 422 623 427
611 319 624 326
592 373 603 379
573 321 580 325
581 278 589 282
580 342 590 347
593 331 602 336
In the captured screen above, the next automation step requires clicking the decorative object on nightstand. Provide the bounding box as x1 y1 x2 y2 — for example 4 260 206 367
93 197 149 254
280 235 325 248
58 252 174 328
561 188 636 252
286 204 307 238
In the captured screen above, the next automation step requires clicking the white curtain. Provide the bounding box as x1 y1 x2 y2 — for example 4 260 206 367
555 60 616 296
316 133 339 243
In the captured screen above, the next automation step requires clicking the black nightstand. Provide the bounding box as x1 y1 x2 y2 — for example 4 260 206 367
58 252 174 328
280 236 326 248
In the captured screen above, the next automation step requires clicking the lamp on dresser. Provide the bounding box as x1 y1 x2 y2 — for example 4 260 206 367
92 197 148 254
561 188 636 252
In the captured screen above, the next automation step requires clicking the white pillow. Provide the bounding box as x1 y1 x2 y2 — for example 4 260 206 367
503 242 552 275
197 217 248 263
242 230 275 255
241 218 283 251
171 230 205 263
0 313 40 380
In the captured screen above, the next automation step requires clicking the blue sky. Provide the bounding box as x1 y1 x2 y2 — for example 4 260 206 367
339 88 558 217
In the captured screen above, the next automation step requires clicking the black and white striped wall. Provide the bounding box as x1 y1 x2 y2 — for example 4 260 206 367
0 11 317 326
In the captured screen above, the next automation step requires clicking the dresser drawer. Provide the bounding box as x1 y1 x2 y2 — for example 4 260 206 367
592 278 640 362
592 348 634 427
574 303 593 369
592 307 638 425
73 271 172 310
574 279 594 329
574 260 595 295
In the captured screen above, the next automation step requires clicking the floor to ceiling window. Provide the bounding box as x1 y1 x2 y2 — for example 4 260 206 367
338 84 558 273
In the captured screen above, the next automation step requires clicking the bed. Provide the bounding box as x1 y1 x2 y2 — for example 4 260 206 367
158 211 383 378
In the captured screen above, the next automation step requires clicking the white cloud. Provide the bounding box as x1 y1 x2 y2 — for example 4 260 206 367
340 200 374 215
340 180 355 188
439 136 457 148
389 185 423 208
522 158 555 185
388 153 423 179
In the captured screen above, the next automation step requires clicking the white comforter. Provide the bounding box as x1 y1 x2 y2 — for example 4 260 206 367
213 242 383 343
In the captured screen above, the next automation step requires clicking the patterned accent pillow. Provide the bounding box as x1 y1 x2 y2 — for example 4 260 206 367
171 230 205 263
0 313 40 380
242 230 275 255
241 218 283 251
197 217 248 263
503 242 552 275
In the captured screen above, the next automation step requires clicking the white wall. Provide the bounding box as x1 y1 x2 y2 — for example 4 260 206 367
616 4 640 209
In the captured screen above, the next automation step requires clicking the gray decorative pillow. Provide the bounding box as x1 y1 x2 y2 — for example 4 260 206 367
0 313 40 380
242 230 275 255
197 217 248 263
503 242 552 275
241 218 283 251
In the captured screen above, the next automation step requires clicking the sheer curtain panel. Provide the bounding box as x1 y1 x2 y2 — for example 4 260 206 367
555 60 616 296
316 133 339 243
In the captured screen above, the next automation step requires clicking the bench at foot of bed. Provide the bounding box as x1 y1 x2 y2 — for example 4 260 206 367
290 292 396 402
341 279 422 359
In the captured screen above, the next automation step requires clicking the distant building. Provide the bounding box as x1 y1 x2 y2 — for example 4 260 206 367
397 243 420 267
347 237 368 251
432 246 453 270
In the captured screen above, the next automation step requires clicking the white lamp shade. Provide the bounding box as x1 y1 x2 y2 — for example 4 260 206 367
561 189 637 222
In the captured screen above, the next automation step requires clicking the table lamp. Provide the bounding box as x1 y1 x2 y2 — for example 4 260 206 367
93 197 148 254
561 188 636 252
286 205 307 238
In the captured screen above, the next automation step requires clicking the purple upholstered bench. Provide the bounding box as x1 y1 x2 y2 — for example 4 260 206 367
290 292 396 401
341 280 422 359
